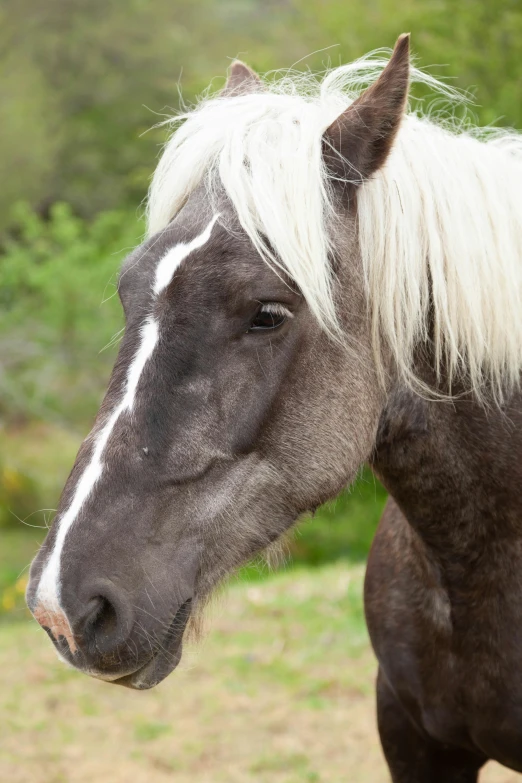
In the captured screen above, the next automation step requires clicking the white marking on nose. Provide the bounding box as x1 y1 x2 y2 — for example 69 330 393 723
34 214 220 638
36 318 159 615
154 213 220 295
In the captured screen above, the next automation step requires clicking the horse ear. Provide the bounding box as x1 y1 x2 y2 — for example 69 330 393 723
323 33 410 185
221 60 263 97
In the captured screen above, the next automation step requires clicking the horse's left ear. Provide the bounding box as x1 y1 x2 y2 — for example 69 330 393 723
221 60 263 97
323 33 410 184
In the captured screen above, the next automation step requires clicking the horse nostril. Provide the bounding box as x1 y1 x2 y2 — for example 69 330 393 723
73 582 134 656
84 595 119 643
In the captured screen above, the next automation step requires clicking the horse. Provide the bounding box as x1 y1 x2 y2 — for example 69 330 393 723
26 34 522 781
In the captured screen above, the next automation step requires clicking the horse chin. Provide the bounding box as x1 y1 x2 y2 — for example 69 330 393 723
110 596 192 690
112 640 184 690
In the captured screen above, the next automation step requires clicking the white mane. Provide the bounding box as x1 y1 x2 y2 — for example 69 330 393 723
147 50 522 401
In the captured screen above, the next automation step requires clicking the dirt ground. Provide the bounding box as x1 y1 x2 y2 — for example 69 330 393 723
0 563 520 783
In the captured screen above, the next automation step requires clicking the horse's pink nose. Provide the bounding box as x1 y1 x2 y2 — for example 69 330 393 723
33 580 135 660
33 603 78 653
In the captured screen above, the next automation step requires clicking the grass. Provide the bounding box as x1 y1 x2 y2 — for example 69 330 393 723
0 563 516 783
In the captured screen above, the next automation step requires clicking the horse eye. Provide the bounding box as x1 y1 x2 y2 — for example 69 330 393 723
249 305 288 332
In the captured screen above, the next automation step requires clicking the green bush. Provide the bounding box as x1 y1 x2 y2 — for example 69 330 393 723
0 203 143 426
290 471 387 565
1 0 521 228
0 462 41 530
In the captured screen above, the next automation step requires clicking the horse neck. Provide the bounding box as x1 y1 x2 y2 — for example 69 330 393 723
370 378 522 571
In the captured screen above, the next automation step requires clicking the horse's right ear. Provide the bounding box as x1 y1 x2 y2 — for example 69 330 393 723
221 60 263 97
323 33 410 185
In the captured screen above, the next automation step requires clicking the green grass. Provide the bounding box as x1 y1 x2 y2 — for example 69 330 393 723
0 562 376 783
0 563 512 783
134 721 172 742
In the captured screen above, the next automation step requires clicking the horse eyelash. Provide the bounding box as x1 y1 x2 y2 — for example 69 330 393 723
259 302 294 319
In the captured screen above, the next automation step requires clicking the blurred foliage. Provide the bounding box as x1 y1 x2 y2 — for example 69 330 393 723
0 464 40 530
1 0 521 614
1 204 141 424
290 473 387 564
1 0 521 227
2 0 521 425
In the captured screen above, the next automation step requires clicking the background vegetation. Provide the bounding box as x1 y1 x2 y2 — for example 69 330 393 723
1 0 522 621
1 3 522 780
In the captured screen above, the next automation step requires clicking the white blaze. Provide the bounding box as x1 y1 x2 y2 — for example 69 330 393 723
37 318 159 611
36 215 219 614
153 214 220 295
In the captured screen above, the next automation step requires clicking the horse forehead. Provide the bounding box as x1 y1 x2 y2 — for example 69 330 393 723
118 209 215 278
119 216 277 331
156 235 272 307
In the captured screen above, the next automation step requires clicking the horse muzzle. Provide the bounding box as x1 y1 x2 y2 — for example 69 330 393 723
28 575 193 688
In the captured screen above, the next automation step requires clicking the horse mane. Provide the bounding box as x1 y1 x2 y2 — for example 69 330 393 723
147 49 522 402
